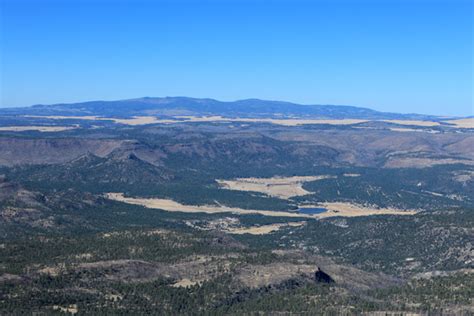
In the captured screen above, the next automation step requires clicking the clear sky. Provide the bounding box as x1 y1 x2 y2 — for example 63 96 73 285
1 0 472 116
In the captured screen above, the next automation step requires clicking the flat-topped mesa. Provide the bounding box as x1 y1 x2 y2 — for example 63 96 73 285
2 96 445 121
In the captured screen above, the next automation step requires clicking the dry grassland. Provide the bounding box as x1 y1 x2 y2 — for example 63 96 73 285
384 157 474 168
217 175 333 199
174 116 457 128
443 118 474 129
315 202 418 218
105 193 313 218
0 125 77 132
171 278 199 287
106 193 417 219
25 114 472 129
382 120 441 127
227 221 306 235
389 127 439 133
175 116 368 126
24 115 163 125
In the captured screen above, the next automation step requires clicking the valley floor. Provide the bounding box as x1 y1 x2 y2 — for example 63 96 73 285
0 109 472 315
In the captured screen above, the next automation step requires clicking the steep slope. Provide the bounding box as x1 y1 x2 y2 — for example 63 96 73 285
0 138 124 166
12 151 172 193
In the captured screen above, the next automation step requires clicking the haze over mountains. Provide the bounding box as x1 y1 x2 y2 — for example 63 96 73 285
0 97 448 120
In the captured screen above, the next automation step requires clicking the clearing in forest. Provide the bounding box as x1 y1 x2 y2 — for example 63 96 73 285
216 175 333 199
0 125 77 132
315 202 418 218
106 193 312 218
106 193 417 219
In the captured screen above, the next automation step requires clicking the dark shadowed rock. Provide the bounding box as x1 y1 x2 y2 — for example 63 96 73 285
314 267 335 284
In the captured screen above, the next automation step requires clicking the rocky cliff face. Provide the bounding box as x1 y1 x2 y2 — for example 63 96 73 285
1 126 472 169
0 138 124 166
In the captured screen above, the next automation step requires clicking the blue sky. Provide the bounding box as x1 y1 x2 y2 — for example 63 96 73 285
1 0 472 116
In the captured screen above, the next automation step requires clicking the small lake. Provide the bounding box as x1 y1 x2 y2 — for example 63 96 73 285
297 207 327 214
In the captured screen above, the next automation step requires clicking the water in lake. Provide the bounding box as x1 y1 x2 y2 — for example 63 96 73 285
297 207 327 214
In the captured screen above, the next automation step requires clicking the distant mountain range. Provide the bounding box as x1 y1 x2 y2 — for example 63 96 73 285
0 97 444 120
